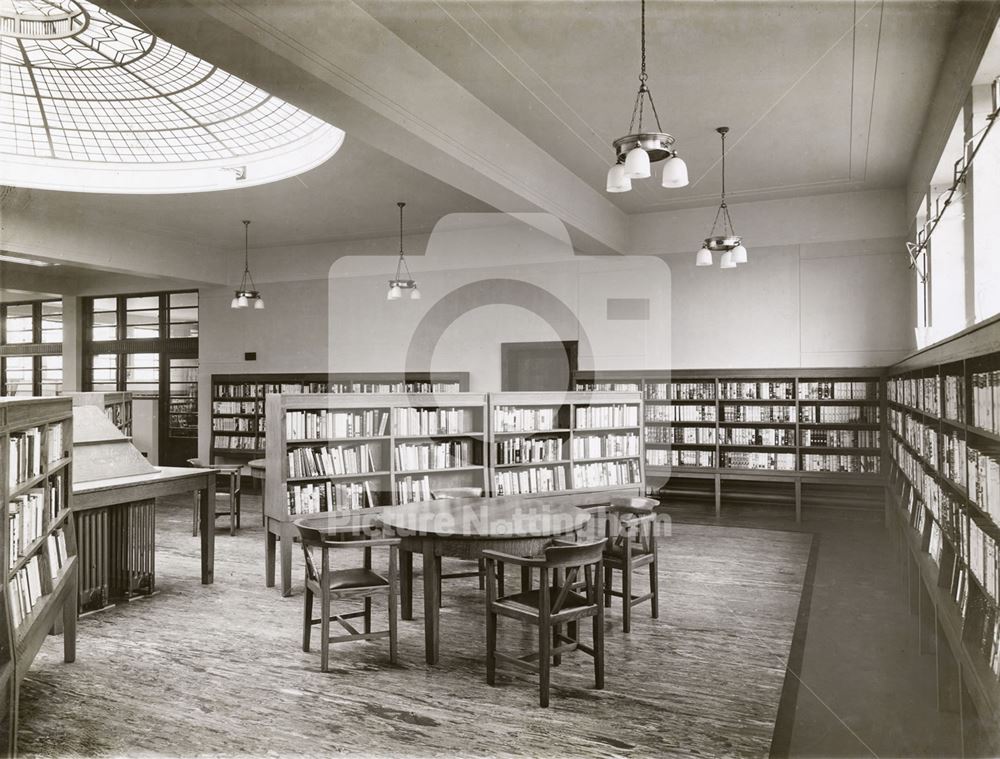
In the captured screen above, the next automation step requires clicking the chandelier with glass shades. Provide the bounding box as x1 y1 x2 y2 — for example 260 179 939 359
696 127 748 269
387 201 420 301
231 220 265 309
606 0 688 193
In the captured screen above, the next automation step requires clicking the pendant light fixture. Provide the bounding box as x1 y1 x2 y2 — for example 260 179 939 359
387 202 420 301
231 220 264 309
606 0 688 193
696 127 748 268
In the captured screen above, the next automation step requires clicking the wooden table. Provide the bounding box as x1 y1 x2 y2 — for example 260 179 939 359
248 458 266 527
73 466 218 587
379 497 590 665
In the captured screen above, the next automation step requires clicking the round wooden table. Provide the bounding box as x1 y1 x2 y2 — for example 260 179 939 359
378 497 590 664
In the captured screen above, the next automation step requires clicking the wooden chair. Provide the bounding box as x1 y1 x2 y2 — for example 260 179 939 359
431 488 490 596
294 520 400 671
187 458 242 536
599 496 659 633
483 538 606 707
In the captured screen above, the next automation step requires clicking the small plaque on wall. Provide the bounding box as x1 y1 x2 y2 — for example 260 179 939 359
244 352 257 361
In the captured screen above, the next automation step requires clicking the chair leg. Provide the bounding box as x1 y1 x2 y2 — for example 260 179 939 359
497 561 505 597
553 622 562 667
388 552 398 665
538 620 551 708
486 608 497 686
364 597 372 634
236 492 241 529
604 565 612 608
229 497 236 537
303 587 314 651
320 589 331 673
649 555 659 619
478 558 486 590
622 563 632 633
593 608 605 690
192 492 199 537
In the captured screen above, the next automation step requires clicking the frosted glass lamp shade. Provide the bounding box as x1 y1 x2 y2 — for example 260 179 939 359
230 297 240 309
720 250 736 269
253 297 265 309
606 163 632 193
410 286 421 300
696 247 713 267
732 244 748 264
387 285 402 301
661 155 689 188
236 295 249 308
624 146 651 179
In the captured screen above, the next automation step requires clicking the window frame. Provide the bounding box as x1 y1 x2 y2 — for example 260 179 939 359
0 298 63 396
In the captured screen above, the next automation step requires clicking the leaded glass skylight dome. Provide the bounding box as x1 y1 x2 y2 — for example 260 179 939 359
0 0 345 193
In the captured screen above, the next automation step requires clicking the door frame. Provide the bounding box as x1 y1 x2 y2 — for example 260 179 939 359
500 340 579 391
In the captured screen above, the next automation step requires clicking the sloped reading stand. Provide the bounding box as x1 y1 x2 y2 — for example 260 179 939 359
70 406 217 612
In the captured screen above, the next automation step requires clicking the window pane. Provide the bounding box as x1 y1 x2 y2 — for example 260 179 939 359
169 307 198 324
169 323 198 338
41 301 62 316
90 354 117 386
126 296 159 311
41 302 62 344
91 310 117 341
92 297 116 312
4 356 34 396
5 304 33 344
40 355 62 396
126 353 159 391
126 309 159 338
169 292 198 308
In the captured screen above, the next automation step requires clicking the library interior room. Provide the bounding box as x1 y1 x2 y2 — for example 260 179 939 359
2 0 1000 756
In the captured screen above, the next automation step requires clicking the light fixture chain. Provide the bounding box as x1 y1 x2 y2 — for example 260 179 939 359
720 129 726 201
709 203 725 237
644 86 665 135
640 0 646 82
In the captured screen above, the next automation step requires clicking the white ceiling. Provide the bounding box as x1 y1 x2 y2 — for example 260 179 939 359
2 0 965 292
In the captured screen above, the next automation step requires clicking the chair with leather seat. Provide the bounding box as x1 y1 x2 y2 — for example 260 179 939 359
431 487 489 596
599 496 659 633
186 458 242 536
483 538 606 707
294 519 400 671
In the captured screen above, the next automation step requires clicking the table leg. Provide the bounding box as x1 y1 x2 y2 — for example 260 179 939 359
400 548 413 620
521 565 532 593
265 520 276 588
200 477 215 585
280 525 293 597
422 540 441 665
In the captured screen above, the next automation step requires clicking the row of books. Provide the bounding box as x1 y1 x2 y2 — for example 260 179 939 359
395 441 475 472
722 427 795 447
888 375 940 415
9 489 43 568
800 454 880 474
212 434 259 450
494 466 567 496
944 374 965 423
286 480 380 514
494 437 564 465
722 405 795 423
968 517 999 608
647 405 716 422
212 401 260 414
574 405 639 429
8 554 45 629
571 434 639 459
721 452 797 471
288 444 381 478
646 426 717 444
719 381 795 400
891 410 938 469
285 410 389 441
216 381 461 399
8 427 42 487
968 446 1000 526
655 382 714 401
800 429 880 448
942 431 967 489
47 421 65 462
573 460 641 488
493 407 558 432
575 382 640 393
396 475 433 505
798 381 878 401
800 405 879 425
213 418 257 432
649 449 714 468
972 370 1000 435
395 408 471 436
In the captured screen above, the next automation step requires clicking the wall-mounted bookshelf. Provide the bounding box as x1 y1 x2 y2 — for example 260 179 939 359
487 391 644 503
0 397 78 754
264 392 488 595
62 391 132 437
885 324 1000 754
575 368 885 520
211 372 469 462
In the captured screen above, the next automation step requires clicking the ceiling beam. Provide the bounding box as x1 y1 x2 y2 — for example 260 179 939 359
89 0 629 254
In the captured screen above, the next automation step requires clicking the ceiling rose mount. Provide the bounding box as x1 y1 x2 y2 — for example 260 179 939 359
606 0 688 193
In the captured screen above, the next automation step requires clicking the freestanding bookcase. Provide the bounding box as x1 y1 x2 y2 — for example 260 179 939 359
884 316 1000 755
0 397 78 755
575 369 885 520
265 393 489 595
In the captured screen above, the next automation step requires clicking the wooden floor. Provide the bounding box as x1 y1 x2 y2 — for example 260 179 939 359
19 495 812 758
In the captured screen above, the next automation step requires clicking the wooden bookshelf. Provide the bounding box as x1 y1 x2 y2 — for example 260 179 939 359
211 372 470 462
62 391 133 437
884 323 1000 753
0 397 78 754
488 391 644 505
264 392 488 596
575 368 885 520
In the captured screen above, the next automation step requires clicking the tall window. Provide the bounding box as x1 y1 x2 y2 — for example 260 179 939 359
0 299 63 396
